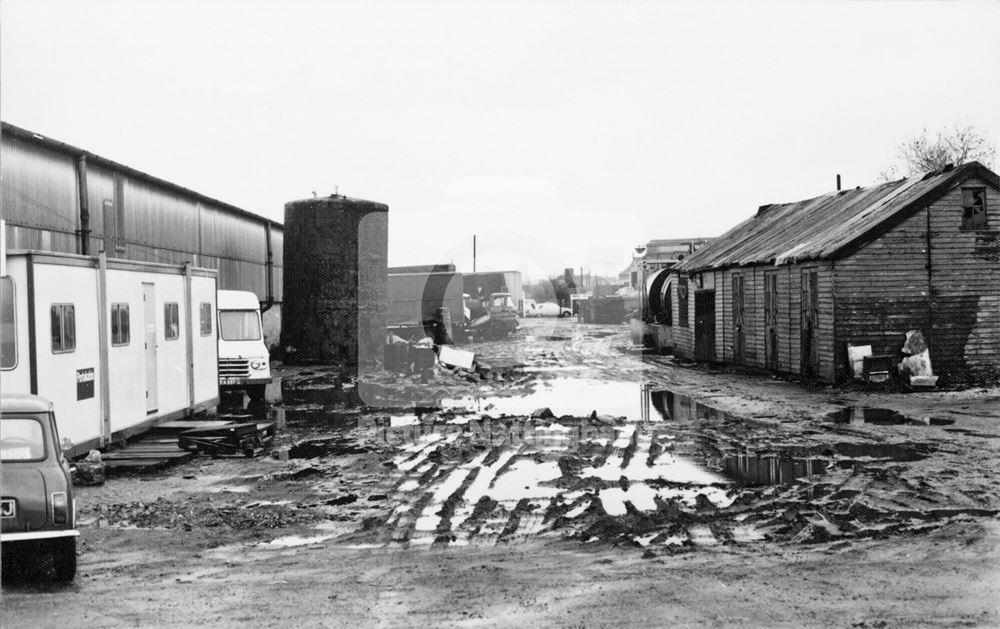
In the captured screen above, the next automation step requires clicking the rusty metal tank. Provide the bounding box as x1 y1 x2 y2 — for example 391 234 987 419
280 195 388 370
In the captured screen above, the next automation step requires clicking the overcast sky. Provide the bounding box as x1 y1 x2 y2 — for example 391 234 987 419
3 0 999 279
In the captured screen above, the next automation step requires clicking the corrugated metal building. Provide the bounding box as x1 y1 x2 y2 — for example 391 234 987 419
1 121 283 344
668 161 1000 384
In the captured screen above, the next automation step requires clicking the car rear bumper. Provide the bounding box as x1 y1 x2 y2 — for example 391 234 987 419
1 529 80 542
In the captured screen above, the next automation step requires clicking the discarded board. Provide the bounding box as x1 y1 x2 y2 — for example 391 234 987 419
438 345 475 370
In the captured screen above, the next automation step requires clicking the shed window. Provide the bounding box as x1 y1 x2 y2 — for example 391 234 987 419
1 277 16 369
51 304 76 353
678 277 689 327
111 303 130 346
200 302 213 336
962 187 988 229
164 302 180 340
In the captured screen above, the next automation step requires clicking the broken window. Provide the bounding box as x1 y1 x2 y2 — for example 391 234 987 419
199 302 212 336
51 303 76 353
1 277 16 369
678 277 689 327
111 303 130 346
164 302 180 340
961 187 988 229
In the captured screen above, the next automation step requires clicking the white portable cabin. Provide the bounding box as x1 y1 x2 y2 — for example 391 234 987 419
1 249 219 458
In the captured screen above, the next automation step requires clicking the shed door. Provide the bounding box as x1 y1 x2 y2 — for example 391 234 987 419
732 274 745 364
764 273 778 370
800 270 819 377
694 289 716 361
143 283 158 413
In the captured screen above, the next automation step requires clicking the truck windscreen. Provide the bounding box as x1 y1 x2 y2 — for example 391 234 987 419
219 310 262 341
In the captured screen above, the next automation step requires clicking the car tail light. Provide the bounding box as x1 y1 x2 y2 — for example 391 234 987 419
52 492 68 524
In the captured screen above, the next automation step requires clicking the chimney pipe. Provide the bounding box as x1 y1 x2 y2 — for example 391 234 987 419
836 174 842 191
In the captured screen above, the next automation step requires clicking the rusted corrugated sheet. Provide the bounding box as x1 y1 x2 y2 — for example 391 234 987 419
678 162 1000 273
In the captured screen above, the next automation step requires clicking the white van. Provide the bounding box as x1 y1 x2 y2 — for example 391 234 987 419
216 290 271 402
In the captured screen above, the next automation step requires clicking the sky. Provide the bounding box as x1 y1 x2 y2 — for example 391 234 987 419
2 0 999 280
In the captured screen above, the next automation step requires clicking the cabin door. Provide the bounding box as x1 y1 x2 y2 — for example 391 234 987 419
731 274 745 364
764 273 778 370
694 289 716 361
142 282 158 413
799 270 819 377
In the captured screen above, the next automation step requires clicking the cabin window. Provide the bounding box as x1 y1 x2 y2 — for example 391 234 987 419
164 302 180 340
219 310 262 341
51 304 76 353
111 303 130 346
199 302 213 336
1 277 16 369
678 277 689 327
962 187 988 229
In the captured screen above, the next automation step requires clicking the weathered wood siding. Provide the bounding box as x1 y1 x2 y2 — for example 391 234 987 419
671 272 694 359
833 209 930 380
671 263 835 382
834 177 1000 382
927 177 1000 380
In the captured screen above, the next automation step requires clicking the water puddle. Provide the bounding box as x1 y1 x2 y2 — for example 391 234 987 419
827 407 955 426
721 453 828 486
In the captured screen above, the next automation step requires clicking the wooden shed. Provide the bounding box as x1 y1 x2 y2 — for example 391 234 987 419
667 161 1000 384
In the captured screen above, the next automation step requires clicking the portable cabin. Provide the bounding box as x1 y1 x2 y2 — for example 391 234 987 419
669 161 1000 384
1 249 219 457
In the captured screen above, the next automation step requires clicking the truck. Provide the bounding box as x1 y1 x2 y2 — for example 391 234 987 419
465 292 519 339
216 290 271 405
462 271 523 316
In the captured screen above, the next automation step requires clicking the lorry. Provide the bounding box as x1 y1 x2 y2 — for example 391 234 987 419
465 292 519 339
216 290 271 404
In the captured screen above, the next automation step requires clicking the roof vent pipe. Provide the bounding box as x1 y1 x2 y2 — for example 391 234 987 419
836 174 841 191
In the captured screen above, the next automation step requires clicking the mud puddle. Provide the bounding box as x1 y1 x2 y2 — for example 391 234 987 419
827 407 955 426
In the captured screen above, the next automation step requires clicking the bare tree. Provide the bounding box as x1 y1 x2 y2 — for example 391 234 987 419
881 124 996 181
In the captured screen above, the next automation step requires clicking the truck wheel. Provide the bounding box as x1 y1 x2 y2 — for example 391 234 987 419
247 384 266 403
52 537 77 581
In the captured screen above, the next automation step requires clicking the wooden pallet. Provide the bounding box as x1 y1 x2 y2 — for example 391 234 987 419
102 414 275 473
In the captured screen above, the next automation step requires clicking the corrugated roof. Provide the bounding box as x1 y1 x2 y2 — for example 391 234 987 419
677 161 999 273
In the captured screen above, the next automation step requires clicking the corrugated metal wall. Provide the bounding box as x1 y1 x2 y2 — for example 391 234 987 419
1 124 282 302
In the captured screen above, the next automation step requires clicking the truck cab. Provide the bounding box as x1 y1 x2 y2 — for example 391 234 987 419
216 290 271 403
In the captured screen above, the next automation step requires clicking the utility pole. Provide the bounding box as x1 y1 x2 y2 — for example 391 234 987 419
473 235 477 272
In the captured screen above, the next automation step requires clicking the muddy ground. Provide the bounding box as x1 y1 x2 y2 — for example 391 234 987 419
4 318 1000 627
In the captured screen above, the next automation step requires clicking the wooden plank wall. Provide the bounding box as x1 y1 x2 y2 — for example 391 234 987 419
927 177 1000 380
833 210 929 380
670 272 694 359
835 177 1000 382
709 262 834 381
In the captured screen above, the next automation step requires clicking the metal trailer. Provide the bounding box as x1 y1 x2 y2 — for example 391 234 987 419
1 249 219 459
387 271 465 335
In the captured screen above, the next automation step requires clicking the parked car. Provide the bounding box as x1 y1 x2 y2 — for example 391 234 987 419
1 394 79 581
523 298 572 318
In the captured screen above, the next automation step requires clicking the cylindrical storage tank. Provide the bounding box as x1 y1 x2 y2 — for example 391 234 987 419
280 195 388 371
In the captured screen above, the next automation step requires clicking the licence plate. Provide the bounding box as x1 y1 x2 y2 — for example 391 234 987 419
0 499 14 519
219 378 243 385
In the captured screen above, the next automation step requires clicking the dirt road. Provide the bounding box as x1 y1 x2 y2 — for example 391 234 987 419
4 318 1000 627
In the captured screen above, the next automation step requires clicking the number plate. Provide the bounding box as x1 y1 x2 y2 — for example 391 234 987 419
0 499 14 519
219 378 243 386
